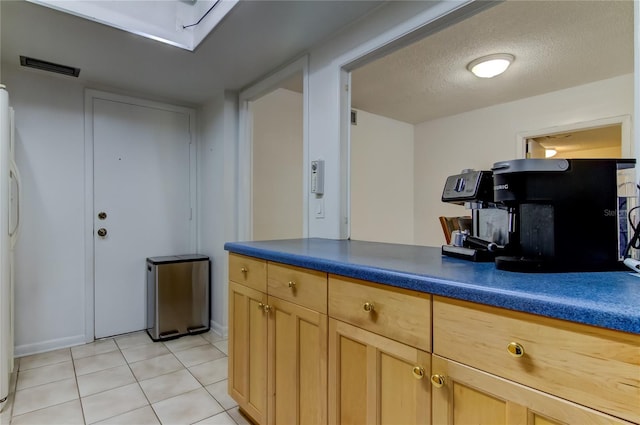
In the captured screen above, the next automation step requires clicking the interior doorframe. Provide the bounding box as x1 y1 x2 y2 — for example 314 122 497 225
338 1 498 241
83 89 197 342
237 55 310 241
339 70 352 239
515 115 633 159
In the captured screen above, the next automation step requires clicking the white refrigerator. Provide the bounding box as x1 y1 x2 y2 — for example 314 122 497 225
0 85 20 410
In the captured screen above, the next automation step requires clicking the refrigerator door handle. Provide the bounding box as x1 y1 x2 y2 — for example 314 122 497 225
8 161 20 244
8 105 20 247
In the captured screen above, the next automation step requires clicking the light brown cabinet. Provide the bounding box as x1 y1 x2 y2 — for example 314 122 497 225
229 253 267 292
267 261 327 312
328 275 432 425
228 280 268 424
431 354 633 425
229 253 640 425
228 254 327 425
328 275 431 352
432 296 640 425
267 296 327 425
328 318 431 425
227 252 270 424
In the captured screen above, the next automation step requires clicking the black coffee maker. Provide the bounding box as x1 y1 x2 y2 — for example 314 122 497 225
491 158 636 272
441 169 510 261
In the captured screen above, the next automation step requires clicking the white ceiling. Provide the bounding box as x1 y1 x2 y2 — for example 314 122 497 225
26 0 240 51
2 1 634 117
1 0 384 105
351 0 634 125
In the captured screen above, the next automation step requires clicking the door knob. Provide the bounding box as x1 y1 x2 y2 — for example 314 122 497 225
97 228 107 237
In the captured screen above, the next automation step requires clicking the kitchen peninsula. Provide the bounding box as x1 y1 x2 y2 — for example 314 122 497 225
225 238 640 425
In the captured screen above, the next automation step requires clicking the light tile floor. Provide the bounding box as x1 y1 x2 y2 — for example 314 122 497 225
6 330 252 425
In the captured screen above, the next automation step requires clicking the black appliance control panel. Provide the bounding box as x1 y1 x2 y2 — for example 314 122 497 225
442 170 493 204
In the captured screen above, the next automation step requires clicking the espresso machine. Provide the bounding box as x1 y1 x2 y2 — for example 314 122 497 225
441 169 510 261
491 158 636 272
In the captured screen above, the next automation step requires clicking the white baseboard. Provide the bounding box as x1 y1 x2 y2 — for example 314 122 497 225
210 320 228 339
15 324 226 358
14 334 87 358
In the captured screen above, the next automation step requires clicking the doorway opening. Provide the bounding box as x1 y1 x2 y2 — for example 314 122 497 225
237 56 309 241
345 1 633 247
251 72 304 240
518 115 632 160
526 124 623 159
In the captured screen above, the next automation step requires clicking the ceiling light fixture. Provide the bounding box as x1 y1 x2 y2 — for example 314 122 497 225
545 148 558 158
467 53 514 78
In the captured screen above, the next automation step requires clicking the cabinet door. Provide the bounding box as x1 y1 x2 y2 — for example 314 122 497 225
431 355 634 425
267 296 327 425
329 319 431 425
229 281 268 425
433 296 640 423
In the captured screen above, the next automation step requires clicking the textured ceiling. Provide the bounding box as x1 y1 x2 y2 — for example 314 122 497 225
351 1 634 125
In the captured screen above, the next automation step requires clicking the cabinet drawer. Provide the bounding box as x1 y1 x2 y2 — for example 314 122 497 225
267 262 327 313
328 275 431 352
229 253 267 292
433 296 640 423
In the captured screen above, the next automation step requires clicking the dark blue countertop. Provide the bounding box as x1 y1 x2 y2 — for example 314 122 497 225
224 238 640 335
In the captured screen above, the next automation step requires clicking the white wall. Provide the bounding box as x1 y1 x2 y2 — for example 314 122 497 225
2 65 228 355
2 0 468 350
251 88 303 240
0 1 2 83
306 0 471 239
557 146 621 159
4 67 87 355
350 109 414 244
6 0 632 350
198 91 238 336
414 73 634 246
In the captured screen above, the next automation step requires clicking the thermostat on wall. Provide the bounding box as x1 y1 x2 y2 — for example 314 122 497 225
311 160 324 195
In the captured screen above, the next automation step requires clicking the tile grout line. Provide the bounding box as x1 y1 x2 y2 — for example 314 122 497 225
72 334 159 424
11 349 80 422
13 364 72 392
116 334 164 425
70 346 89 425
10 331 234 425
107 332 221 424
153 336 229 424
4 357 19 422
160 334 237 425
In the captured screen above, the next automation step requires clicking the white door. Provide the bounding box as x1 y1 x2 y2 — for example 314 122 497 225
93 98 193 339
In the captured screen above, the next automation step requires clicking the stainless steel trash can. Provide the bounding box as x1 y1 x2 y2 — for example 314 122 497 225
146 254 210 341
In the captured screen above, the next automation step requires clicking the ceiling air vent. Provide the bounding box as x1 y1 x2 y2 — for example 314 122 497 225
20 56 81 77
